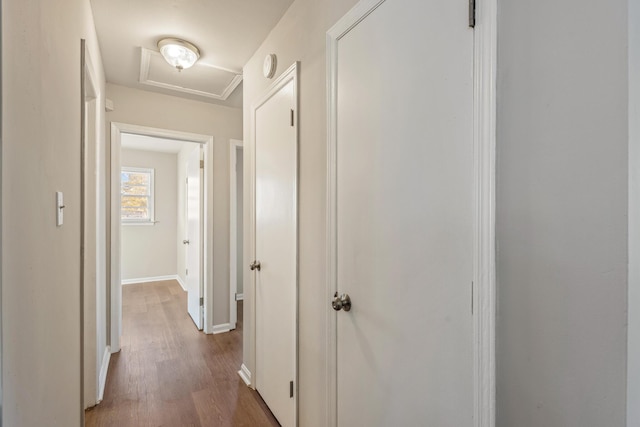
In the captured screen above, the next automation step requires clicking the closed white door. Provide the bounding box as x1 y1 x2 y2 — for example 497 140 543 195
331 0 474 425
254 69 297 427
186 146 203 329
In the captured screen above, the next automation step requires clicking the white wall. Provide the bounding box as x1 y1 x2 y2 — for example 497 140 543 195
106 84 242 326
497 0 628 426
121 147 178 280
2 0 106 424
241 0 358 424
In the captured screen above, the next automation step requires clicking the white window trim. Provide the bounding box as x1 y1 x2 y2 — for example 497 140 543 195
121 166 155 225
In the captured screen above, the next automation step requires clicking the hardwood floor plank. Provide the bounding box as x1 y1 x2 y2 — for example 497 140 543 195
85 280 279 427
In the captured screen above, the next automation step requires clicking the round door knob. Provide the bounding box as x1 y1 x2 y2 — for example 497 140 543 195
332 292 351 312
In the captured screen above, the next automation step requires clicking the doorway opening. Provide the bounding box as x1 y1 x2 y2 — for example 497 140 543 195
109 123 214 352
119 133 203 327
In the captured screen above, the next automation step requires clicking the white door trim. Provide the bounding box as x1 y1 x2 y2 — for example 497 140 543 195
472 0 497 424
229 139 243 330
247 62 299 424
109 123 215 349
325 1 497 426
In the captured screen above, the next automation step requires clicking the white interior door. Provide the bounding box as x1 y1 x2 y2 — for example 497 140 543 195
330 0 474 425
254 67 297 427
186 146 203 329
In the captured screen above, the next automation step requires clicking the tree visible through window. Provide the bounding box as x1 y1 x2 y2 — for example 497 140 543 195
121 167 154 223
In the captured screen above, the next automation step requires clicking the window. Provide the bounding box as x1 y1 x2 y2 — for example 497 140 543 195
121 167 154 224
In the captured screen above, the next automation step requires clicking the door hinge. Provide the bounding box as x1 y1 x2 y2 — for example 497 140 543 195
469 0 476 28
200 297 204 306
186 268 188 276
290 109 295 127
200 160 204 169
290 381 294 398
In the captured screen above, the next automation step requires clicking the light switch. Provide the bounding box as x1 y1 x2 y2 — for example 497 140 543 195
56 192 64 226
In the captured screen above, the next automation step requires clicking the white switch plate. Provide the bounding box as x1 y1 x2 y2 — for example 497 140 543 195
56 192 64 226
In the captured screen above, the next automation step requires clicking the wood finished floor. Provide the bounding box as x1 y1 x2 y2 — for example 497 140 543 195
85 280 279 427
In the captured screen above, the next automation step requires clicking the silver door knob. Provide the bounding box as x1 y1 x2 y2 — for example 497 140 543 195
250 261 261 271
183 240 190 245
332 292 351 312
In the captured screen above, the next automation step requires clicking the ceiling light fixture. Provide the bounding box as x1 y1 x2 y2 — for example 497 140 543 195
157 38 200 72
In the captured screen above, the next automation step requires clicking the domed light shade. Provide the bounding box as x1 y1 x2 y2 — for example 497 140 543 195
158 38 200 71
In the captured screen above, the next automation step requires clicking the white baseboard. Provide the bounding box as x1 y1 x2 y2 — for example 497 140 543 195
212 323 232 334
238 363 252 386
121 275 180 285
97 346 111 403
175 275 187 291
236 293 244 301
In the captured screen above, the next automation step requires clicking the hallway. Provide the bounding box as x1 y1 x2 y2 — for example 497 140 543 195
85 281 279 426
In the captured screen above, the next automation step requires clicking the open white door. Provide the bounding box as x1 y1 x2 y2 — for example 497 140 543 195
186 146 203 329
329 0 475 425
253 65 298 427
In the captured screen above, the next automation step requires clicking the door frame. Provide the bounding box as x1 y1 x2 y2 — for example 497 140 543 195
81 39 107 412
630 0 640 422
229 139 244 330
109 122 214 348
246 62 299 423
325 1 497 426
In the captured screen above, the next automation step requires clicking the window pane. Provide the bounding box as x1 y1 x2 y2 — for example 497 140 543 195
122 184 149 196
121 171 150 196
122 195 149 220
121 167 153 222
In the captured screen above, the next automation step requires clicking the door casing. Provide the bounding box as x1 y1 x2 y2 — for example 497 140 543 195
81 39 108 412
325 0 497 426
246 62 299 425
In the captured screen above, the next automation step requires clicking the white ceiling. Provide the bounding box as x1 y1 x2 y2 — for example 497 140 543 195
121 133 198 154
90 0 294 108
